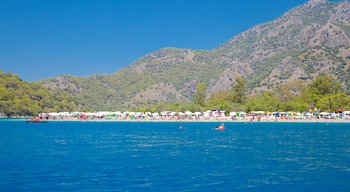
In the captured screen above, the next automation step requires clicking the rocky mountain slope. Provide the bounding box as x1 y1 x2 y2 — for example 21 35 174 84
41 0 350 111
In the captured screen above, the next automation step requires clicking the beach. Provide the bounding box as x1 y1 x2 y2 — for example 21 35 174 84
23 114 350 123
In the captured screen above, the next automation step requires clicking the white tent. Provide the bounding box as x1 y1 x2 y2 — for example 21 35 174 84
343 111 350 115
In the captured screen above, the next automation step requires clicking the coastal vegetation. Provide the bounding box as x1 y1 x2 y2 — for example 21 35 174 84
0 70 78 116
2 69 348 116
143 75 350 114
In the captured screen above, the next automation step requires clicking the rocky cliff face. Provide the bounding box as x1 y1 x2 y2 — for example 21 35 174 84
212 0 350 94
41 0 350 110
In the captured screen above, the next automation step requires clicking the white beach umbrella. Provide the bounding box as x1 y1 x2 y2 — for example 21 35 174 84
229 112 237 116
58 112 70 116
135 112 143 117
194 112 202 116
185 111 193 116
161 111 168 116
202 112 210 117
48 112 59 116
84 112 95 116
178 112 185 116
219 110 226 116
251 111 265 115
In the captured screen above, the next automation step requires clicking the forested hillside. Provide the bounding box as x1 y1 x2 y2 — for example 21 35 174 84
0 71 78 116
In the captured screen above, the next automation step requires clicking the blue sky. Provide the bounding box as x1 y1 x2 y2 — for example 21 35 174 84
0 0 311 81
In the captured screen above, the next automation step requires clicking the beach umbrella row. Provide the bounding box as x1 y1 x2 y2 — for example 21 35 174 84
42 110 350 119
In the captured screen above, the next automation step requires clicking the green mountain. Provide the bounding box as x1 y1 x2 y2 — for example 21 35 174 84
41 0 350 111
0 70 78 116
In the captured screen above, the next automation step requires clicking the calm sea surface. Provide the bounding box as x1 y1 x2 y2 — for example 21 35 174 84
0 120 349 191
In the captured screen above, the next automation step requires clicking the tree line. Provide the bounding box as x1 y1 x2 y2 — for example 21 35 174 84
1 69 349 116
192 74 350 114
0 71 79 116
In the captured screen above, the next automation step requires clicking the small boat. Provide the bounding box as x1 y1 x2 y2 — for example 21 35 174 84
26 120 48 123
215 123 225 130
26 117 47 123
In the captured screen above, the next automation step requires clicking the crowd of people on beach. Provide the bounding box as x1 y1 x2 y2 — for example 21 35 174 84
31 110 350 122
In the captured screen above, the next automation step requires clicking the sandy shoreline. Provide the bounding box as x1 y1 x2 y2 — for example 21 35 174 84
2 115 350 123
18 118 350 123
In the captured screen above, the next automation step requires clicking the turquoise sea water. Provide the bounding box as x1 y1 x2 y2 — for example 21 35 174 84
0 120 349 191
